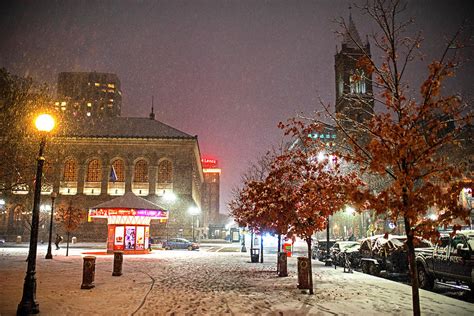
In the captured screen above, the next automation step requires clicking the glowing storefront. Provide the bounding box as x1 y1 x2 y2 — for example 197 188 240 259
89 192 168 254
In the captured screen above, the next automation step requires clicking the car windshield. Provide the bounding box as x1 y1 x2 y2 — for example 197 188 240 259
344 243 360 249
467 235 474 252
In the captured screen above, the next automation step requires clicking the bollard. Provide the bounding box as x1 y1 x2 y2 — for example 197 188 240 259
81 256 96 289
71 236 77 244
112 251 123 276
16 236 22 244
278 252 288 277
297 257 310 289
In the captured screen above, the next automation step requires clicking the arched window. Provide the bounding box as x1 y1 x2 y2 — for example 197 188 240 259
134 159 148 183
350 70 366 94
63 159 77 182
111 159 125 182
86 159 101 182
158 160 172 183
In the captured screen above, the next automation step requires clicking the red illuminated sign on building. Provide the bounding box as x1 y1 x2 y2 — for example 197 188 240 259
201 158 218 168
89 208 168 218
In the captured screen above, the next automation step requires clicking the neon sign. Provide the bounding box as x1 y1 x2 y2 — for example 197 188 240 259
89 208 168 219
201 158 218 168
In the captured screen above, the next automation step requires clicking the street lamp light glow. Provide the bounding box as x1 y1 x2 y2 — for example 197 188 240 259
35 114 55 132
345 205 355 215
188 206 200 216
163 191 177 202
317 151 325 162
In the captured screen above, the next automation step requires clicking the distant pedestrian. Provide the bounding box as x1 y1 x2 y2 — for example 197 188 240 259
55 234 63 250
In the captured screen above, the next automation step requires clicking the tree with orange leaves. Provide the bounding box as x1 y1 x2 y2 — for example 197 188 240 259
55 201 85 256
231 119 361 294
321 1 473 314
273 119 362 294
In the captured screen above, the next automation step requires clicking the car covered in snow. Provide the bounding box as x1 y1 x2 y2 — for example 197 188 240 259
312 239 337 261
415 230 474 290
162 238 199 251
359 234 431 276
331 241 361 266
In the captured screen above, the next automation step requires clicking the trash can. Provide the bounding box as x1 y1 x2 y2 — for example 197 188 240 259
297 257 310 289
278 252 288 277
81 256 96 289
71 237 77 244
16 236 22 244
250 248 259 263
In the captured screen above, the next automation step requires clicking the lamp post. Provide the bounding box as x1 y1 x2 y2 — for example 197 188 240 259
45 192 57 259
188 206 200 242
17 113 55 315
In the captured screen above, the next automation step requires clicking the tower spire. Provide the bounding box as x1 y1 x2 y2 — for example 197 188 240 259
149 96 155 120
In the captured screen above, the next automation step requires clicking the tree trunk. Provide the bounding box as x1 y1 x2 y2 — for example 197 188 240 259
277 234 281 274
404 215 420 316
260 234 264 263
307 237 314 295
66 231 70 257
250 232 254 262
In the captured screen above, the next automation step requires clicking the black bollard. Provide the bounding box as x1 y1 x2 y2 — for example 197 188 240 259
278 252 288 277
81 256 96 289
112 251 123 276
297 257 310 289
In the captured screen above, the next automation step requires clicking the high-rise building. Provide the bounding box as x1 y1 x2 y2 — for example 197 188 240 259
334 15 374 127
201 158 223 238
56 72 122 119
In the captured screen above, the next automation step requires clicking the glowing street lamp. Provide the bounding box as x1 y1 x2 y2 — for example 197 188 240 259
188 206 200 242
17 113 55 315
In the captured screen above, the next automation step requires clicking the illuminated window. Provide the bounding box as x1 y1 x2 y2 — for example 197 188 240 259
86 159 101 182
87 112 91 117
55 102 59 106
63 159 77 182
87 102 92 107
158 160 172 183
109 99 114 102
61 107 66 111
107 83 115 88
111 159 125 182
94 83 100 87
134 159 148 183
61 101 66 106
350 70 366 94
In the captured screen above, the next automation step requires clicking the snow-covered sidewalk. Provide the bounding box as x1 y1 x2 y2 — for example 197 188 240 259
0 246 473 315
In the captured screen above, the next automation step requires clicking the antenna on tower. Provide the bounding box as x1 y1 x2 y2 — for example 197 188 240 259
149 95 155 120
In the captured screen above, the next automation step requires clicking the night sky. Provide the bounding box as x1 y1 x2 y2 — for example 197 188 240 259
1 0 473 213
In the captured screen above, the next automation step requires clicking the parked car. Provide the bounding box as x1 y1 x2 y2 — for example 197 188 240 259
0 238 5 244
415 230 474 290
162 238 199 251
312 240 337 261
359 234 431 276
330 241 360 266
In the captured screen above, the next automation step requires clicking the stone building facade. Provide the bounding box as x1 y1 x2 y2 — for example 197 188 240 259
0 116 204 242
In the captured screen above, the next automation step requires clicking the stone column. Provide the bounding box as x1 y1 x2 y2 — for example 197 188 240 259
101 160 109 196
77 163 85 194
125 164 133 193
149 165 156 195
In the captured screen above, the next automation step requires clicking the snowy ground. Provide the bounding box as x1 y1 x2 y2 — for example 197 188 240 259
0 245 473 315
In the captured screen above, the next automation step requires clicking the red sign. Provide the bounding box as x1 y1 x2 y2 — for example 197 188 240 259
201 158 218 168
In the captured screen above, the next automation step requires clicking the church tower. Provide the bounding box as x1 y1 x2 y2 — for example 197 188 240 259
335 15 374 126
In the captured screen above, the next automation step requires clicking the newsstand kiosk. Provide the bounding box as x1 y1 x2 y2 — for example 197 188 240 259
89 192 168 254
